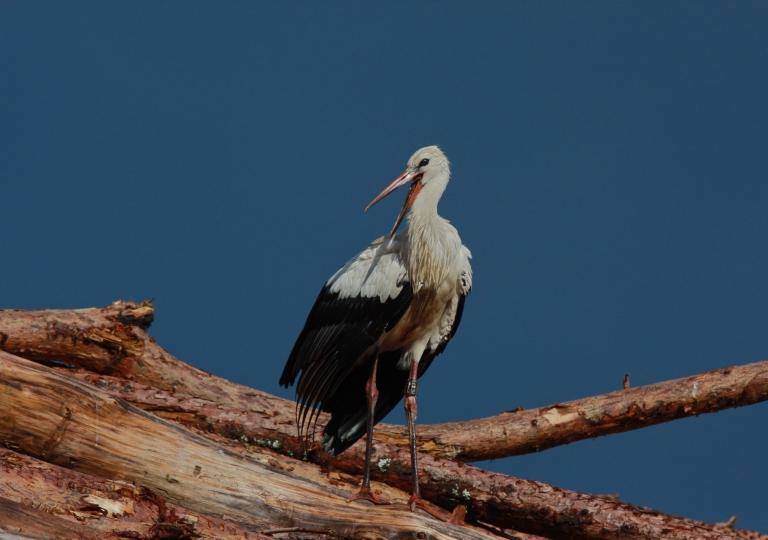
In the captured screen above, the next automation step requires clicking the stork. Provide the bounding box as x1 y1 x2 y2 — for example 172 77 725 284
279 146 472 516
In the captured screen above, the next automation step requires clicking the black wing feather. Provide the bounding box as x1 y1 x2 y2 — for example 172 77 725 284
319 291 468 455
280 281 414 443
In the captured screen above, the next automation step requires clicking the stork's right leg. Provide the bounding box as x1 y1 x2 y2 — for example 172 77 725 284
404 359 460 523
348 353 387 504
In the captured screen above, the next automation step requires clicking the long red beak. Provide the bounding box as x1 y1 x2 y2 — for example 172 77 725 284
365 170 423 237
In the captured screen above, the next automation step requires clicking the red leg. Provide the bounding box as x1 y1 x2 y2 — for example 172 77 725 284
404 359 431 511
404 358 420 505
404 358 458 522
348 353 388 505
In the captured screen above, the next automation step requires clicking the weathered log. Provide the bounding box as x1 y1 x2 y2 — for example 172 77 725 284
2 303 767 538
0 496 101 540
0 350 497 540
0 448 262 540
0 301 307 430
3 302 768 465
66 369 762 540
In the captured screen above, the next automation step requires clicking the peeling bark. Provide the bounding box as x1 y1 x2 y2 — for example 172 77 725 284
0 448 262 539
2 302 767 465
0 301 283 415
1 497 102 540
0 351 497 540
0 302 766 539
0 352 759 539
61 370 767 540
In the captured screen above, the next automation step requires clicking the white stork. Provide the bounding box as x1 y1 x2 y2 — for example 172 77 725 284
279 146 472 515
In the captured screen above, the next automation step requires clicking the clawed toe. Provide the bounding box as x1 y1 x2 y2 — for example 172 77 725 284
347 486 389 505
448 504 467 525
407 495 459 523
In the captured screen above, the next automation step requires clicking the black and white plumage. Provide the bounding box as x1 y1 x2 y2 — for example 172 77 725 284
280 146 472 512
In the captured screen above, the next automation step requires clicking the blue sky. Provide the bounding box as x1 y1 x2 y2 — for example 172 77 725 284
2 2 767 531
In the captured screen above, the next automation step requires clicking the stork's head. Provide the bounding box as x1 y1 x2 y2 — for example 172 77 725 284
365 146 450 237
404 145 451 185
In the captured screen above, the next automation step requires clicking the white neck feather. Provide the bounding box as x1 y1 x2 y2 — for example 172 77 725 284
402 172 461 290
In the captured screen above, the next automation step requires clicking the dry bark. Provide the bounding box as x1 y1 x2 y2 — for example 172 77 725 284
0 448 263 540
68 369 763 540
0 350 497 540
2 302 768 464
1 351 760 539
1 302 766 539
0 496 102 540
0 301 282 416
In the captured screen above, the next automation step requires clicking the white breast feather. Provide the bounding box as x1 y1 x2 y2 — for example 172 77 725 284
327 236 409 302
433 245 473 347
459 245 473 295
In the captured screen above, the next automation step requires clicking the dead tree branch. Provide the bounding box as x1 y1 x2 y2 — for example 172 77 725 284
2 302 767 464
1 302 766 538
0 349 758 539
0 301 301 423
374 360 768 460
68 369 764 540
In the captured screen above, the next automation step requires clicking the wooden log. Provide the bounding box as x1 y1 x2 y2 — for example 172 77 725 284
2 304 766 538
68 370 764 540
0 350 496 540
0 448 262 540
0 301 302 424
3 302 768 464
0 496 101 540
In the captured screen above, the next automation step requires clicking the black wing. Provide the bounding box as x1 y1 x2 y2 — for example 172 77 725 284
280 281 414 444
319 292 468 456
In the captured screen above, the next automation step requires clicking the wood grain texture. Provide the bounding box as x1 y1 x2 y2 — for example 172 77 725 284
0 350 494 540
0 448 261 539
61 369 761 540
3 302 767 464
1 303 766 539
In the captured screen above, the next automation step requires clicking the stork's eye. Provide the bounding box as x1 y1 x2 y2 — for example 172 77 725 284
419 158 429 167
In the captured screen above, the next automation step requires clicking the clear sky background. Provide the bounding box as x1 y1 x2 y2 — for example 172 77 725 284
2 2 767 532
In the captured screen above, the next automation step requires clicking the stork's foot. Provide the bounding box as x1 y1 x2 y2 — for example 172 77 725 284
347 486 388 505
448 505 467 525
407 495 459 523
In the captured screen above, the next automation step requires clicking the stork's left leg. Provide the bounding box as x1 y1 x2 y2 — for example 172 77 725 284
347 353 387 505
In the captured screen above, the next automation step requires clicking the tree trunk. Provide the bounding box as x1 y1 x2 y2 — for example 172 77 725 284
0 302 764 539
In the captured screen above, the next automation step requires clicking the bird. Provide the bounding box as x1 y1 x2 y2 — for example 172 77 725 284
279 146 472 515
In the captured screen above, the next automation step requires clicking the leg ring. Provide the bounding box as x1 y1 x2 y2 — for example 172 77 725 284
405 378 418 397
